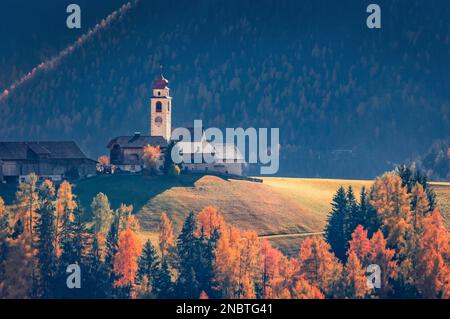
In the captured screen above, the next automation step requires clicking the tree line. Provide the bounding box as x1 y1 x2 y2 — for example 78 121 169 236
0 165 449 298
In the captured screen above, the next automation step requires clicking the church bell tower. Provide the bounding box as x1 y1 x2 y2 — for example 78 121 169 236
150 67 172 141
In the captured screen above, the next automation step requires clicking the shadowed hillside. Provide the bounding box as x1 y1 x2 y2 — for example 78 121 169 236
75 174 326 235
71 174 450 255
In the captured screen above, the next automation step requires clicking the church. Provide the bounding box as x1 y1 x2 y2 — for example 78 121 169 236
107 71 245 176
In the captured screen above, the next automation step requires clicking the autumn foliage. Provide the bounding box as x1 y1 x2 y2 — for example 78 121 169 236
143 145 161 174
113 218 143 288
0 166 449 299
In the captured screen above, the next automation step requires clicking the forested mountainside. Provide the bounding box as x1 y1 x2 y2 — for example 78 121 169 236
0 0 449 178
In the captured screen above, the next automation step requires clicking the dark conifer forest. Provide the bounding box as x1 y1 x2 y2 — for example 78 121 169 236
0 0 449 178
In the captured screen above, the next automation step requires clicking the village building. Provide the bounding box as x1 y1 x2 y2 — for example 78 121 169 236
108 71 245 176
107 133 167 173
0 141 97 183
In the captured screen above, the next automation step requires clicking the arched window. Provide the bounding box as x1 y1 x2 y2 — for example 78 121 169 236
156 101 162 112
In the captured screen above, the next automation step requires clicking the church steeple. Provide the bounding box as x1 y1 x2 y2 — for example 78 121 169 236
150 67 172 140
153 65 169 90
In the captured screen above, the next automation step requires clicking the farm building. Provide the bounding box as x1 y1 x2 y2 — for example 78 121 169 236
0 141 97 183
107 133 167 173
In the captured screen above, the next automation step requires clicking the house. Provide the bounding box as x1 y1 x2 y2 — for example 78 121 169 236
0 141 97 183
108 71 246 175
107 133 167 173
174 132 245 175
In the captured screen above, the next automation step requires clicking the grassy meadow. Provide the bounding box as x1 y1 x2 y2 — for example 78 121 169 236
2 174 449 256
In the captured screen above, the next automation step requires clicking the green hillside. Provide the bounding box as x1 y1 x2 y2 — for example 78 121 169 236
2 174 449 255
71 174 450 255
74 174 326 236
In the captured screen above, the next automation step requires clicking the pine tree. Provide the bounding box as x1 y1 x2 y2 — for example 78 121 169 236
176 212 201 298
84 232 105 298
56 203 89 298
325 186 349 261
154 260 174 298
136 240 160 298
396 164 437 210
163 140 175 175
103 214 120 297
357 187 380 238
410 183 430 231
34 180 57 298
197 226 220 298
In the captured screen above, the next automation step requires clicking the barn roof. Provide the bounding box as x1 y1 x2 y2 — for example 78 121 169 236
0 141 91 161
107 135 168 149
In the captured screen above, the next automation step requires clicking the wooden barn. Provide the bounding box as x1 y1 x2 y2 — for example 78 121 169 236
0 141 97 183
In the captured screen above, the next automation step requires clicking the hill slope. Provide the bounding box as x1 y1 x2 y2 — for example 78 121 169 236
1 174 449 255
72 174 450 255
75 174 326 236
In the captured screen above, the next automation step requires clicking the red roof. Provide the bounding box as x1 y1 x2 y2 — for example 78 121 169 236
153 74 169 89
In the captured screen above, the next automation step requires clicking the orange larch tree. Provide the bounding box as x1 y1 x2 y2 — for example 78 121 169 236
259 240 283 299
370 174 413 250
414 209 450 298
113 218 143 292
347 225 371 265
343 251 371 299
368 230 397 298
15 173 39 240
0 197 8 232
54 181 77 255
196 206 225 239
0 235 33 298
158 212 175 262
291 277 325 299
213 226 242 298
297 237 342 297
237 230 260 299
143 145 161 174
370 173 415 285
